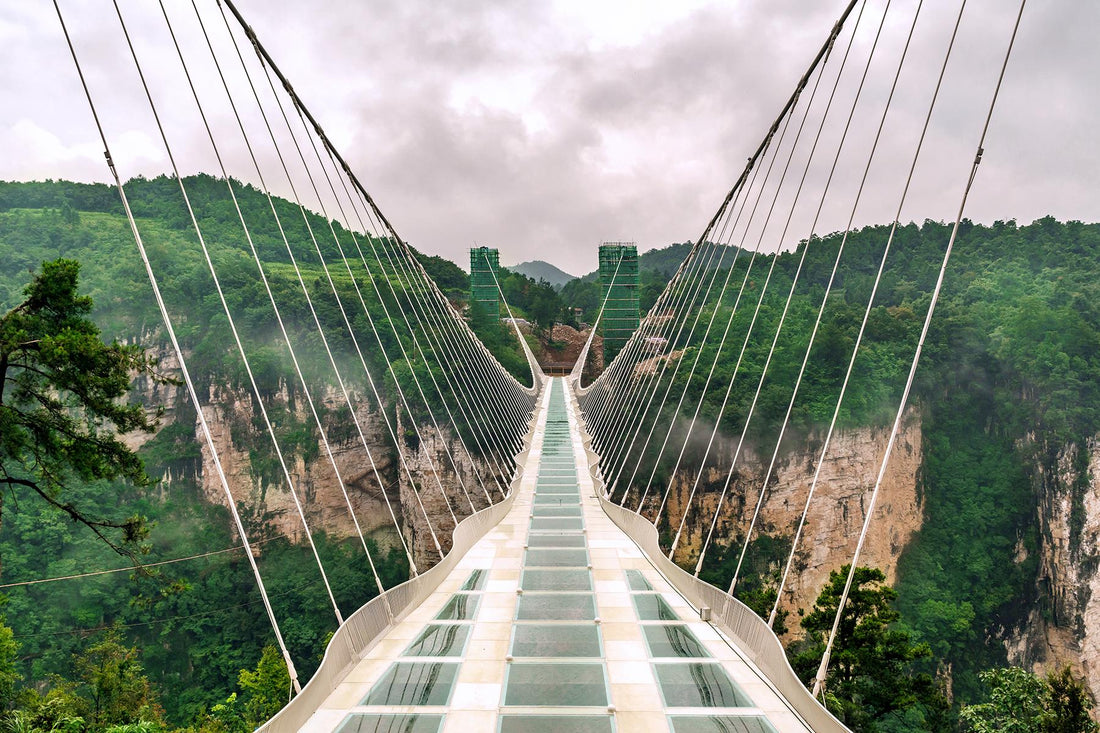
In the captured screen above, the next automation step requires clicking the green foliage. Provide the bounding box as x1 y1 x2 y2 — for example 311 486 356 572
235 646 288 729
960 665 1098 733
70 627 163 731
788 566 948 732
0 617 19 710
0 259 163 564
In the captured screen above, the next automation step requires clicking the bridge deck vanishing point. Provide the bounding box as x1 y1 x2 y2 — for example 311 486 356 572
285 378 816 733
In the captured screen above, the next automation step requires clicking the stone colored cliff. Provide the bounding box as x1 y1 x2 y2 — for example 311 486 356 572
135 353 506 568
663 409 924 626
1006 436 1100 703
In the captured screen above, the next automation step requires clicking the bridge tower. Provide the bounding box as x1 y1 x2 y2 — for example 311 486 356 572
469 246 500 320
599 242 639 363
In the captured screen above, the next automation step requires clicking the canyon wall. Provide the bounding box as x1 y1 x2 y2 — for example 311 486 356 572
662 410 924 628
1006 436 1100 702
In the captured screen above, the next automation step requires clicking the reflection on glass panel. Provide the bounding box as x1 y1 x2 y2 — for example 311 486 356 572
499 715 614 732
643 626 709 658
536 486 581 495
404 625 471 657
362 663 460 706
531 505 583 518
530 517 585 532
336 713 444 733
633 594 680 621
504 663 608 706
669 715 779 733
511 624 601 657
525 549 588 567
517 593 596 620
460 569 487 591
654 663 754 708
435 594 480 620
527 534 587 548
625 570 653 591
534 494 580 504
522 569 593 592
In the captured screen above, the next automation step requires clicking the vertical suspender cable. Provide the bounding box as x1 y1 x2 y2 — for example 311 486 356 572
211 1 450 554
813 0 1026 697
50 0 301 694
164 0 396 611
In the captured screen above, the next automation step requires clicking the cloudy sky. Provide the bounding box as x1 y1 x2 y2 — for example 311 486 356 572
2 0 1097 275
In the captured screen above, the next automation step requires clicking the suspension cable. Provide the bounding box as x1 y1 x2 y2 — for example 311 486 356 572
813 0 1026 697
116 0 347 624
51 0 301 693
674 0 887 566
212 0 449 556
200 0 427 570
724 0 932 594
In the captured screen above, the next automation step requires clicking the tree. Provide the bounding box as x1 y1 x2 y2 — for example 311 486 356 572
1045 665 1099 733
960 665 1099 733
526 279 562 343
236 645 289 728
0 617 19 711
71 627 163 730
789 566 948 732
0 259 163 574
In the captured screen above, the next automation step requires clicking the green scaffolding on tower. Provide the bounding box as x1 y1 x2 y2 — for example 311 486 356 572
599 242 639 364
470 246 500 321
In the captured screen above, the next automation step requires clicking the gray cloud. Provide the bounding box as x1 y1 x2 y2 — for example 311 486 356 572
2 0 1097 276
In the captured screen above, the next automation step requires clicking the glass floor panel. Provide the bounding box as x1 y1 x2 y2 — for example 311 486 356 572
535 487 581 495
527 534 587 548
522 569 592 591
530 517 584 532
504 663 608 706
534 494 580 504
525 549 589 567
404 624 471 657
516 593 596 620
625 569 653 591
633 593 681 621
654 663 754 708
511 623 602 657
460 569 488 591
435 594 480 620
499 715 614 732
337 713 444 733
643 625 709 658
531 505 583 518
362 662 460 706
669 716 779 733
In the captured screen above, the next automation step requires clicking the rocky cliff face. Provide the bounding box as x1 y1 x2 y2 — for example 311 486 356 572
135 356 504 569
663 410 924 626
1006 436 1100 702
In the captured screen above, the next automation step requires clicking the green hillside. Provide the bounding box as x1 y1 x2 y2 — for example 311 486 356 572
0 176 529 728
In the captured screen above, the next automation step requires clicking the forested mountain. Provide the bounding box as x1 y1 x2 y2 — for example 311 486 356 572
0 176 528 729
2 176 1100 730
505 260 577 289
578 217 1100 715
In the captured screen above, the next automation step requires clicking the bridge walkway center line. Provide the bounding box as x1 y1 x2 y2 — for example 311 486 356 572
302 378 814 732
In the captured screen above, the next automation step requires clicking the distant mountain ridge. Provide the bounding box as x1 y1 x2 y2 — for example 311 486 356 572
506 260 577 289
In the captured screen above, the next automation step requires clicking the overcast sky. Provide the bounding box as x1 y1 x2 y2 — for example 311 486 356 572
3 0 1097 276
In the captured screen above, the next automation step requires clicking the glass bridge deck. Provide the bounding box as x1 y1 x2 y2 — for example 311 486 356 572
305 379 813 732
